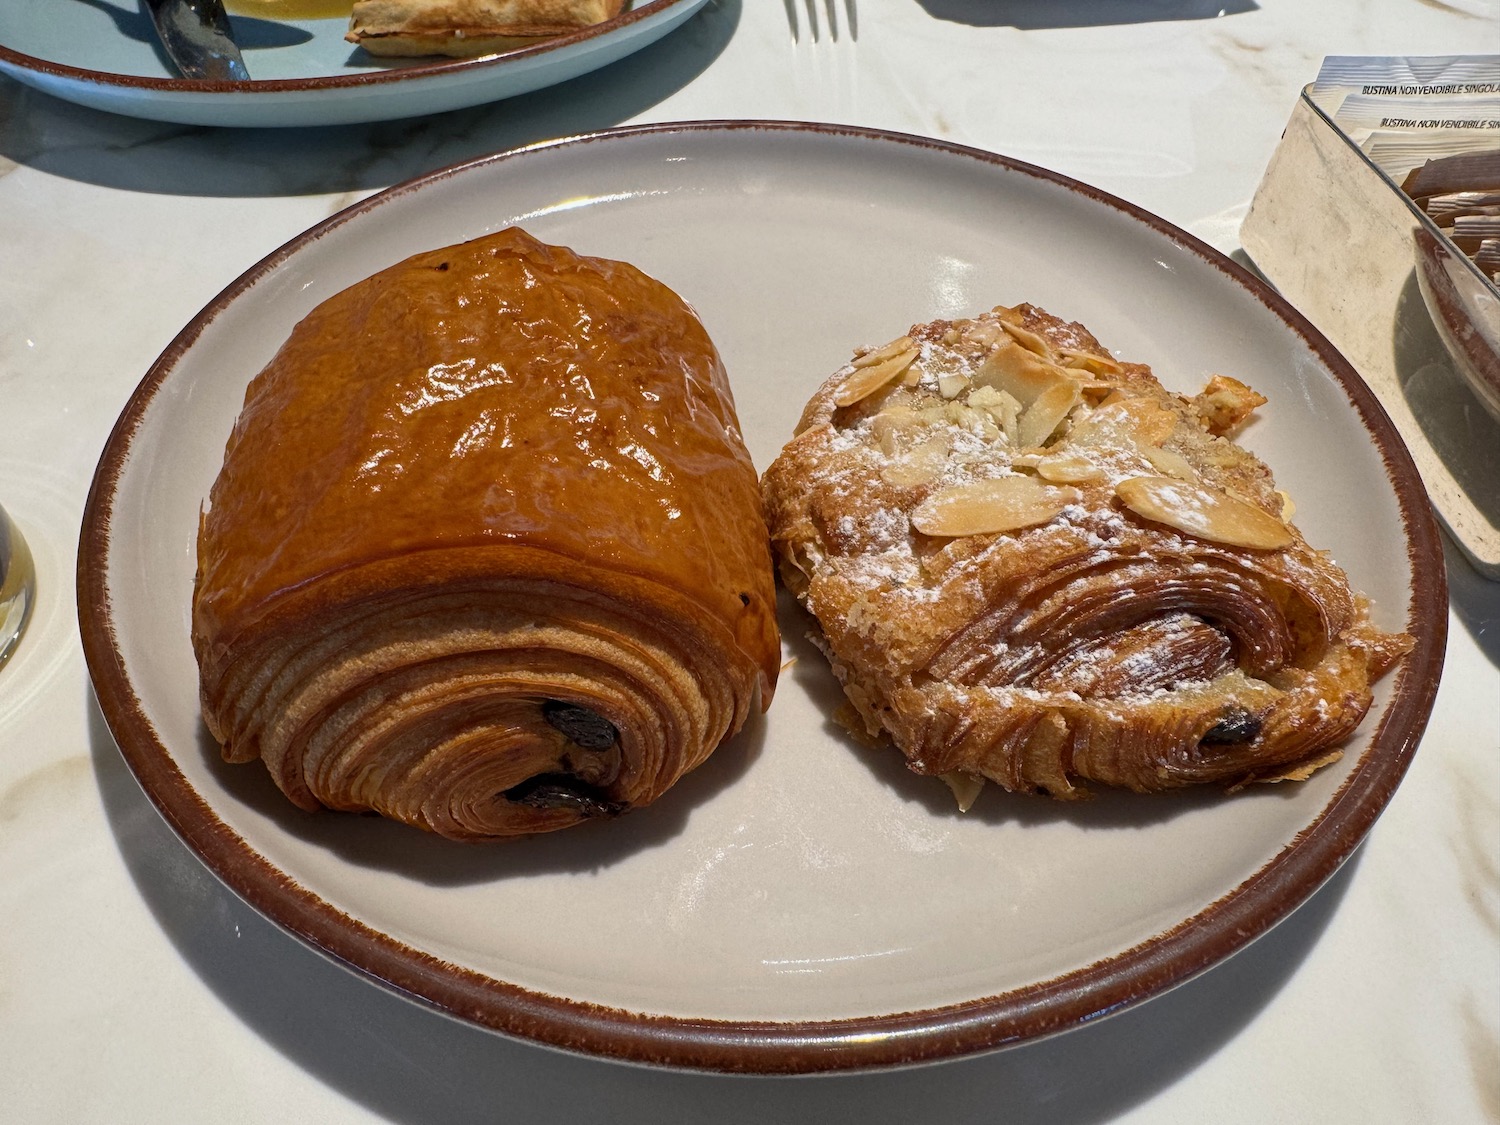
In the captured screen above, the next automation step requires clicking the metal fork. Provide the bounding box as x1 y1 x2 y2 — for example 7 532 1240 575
785 0 858 43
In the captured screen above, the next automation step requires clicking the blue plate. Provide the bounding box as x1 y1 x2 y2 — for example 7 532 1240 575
0 0 708 127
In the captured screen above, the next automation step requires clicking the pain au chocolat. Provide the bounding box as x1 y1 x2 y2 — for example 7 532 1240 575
761 303 1410 806
192 228 779 840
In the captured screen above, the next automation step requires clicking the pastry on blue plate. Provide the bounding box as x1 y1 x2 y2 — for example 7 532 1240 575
347 0 625 58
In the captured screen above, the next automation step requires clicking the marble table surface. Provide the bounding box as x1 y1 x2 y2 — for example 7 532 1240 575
2 1 1497 1121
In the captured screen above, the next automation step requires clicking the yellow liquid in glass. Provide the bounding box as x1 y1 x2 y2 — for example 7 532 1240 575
0 507 35 668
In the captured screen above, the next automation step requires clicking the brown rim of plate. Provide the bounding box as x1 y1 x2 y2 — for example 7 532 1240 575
0 0 688 93
76 120 1449 1076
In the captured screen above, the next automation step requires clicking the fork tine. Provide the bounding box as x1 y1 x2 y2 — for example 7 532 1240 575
789 0 856 45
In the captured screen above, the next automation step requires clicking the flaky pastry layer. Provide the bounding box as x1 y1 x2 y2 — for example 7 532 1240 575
762 304 1410 802
193 228 778 839
347 0 625 57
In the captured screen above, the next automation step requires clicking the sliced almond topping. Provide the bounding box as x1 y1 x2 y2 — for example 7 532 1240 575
1278 490 1296 521
966 385 1023 443
1140 444 1197 481
997 318 1055 360
871 406 922 455
942 401 1000 442
1057 346 1122 375
1128 402 1179 445
881 434 951 487
1073 397 1178 447
913 476 1081 538
1036 453 1104 484
833 346 920 407
1115 475 1293 550
964 318 1007 350
1018 379 1082 448
937 372 971 399
971 340 1072 406
852 335 915 368
1063 405 1117 452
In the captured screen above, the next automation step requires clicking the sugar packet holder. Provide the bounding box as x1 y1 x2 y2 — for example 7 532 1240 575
1242 60 1500 580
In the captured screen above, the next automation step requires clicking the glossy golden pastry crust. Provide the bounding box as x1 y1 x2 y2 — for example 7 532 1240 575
193 227 778 840
761 303 1410 803
347 0 626 57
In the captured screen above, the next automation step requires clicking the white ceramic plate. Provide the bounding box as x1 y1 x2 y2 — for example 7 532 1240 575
79 121 1446 1074
0 0 706 127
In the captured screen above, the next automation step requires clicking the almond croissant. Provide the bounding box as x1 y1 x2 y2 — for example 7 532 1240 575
761 303 1409 803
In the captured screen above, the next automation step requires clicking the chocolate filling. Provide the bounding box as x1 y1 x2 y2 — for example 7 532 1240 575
1201 708 1263 745
541 700 618 750
502 773 623 818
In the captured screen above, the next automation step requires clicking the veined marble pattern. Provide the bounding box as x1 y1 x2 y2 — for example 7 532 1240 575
2 0 1497 1120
